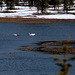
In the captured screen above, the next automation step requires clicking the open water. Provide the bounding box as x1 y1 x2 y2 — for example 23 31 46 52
0 22 75 75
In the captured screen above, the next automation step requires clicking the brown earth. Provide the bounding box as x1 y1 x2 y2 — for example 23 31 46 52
36 40 75 46
19 40 75 54
0 17 75 23
19 47 75 54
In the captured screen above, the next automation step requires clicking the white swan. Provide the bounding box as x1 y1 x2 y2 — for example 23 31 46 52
12 33 19 36
28 33 35 36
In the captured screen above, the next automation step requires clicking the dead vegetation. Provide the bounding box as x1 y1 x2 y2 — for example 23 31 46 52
0 18 75 23
19 40 75 54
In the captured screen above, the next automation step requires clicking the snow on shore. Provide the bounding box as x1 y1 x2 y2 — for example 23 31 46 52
37 14 75 19
0 6 75 19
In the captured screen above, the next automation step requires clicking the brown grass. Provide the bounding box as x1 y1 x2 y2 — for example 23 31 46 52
0 17 75 23
19 40 75 54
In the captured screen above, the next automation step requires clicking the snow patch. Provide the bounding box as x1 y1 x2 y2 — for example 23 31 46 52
0 6 75 19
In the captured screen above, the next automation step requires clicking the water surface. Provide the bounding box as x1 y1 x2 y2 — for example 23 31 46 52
0 22 75 75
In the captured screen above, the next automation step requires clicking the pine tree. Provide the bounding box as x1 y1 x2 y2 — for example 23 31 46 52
50 36 75 75
49 0 61 11
35 0 48 13
68 0 74 10
6 0 15 10
63 0 74 13
49 0 56 10
35 0 40 13
28 0 35 6
55 0 61 12
15 0 19 6
0 0 3 10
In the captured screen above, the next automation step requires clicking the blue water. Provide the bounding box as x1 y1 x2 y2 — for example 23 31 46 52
0 22 75 75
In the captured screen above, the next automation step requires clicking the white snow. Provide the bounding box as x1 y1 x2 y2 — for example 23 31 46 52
0 6 75 19
37 14 75 19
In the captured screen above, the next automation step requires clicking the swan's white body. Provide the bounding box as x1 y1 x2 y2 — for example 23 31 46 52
28 33 35 36
12 33 19 36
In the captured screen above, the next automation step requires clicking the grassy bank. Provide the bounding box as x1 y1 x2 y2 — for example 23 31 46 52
0 17 75 23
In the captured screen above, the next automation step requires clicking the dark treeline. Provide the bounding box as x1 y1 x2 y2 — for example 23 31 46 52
0 0 74 13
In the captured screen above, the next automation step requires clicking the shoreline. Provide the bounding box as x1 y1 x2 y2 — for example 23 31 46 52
0 17 75 23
